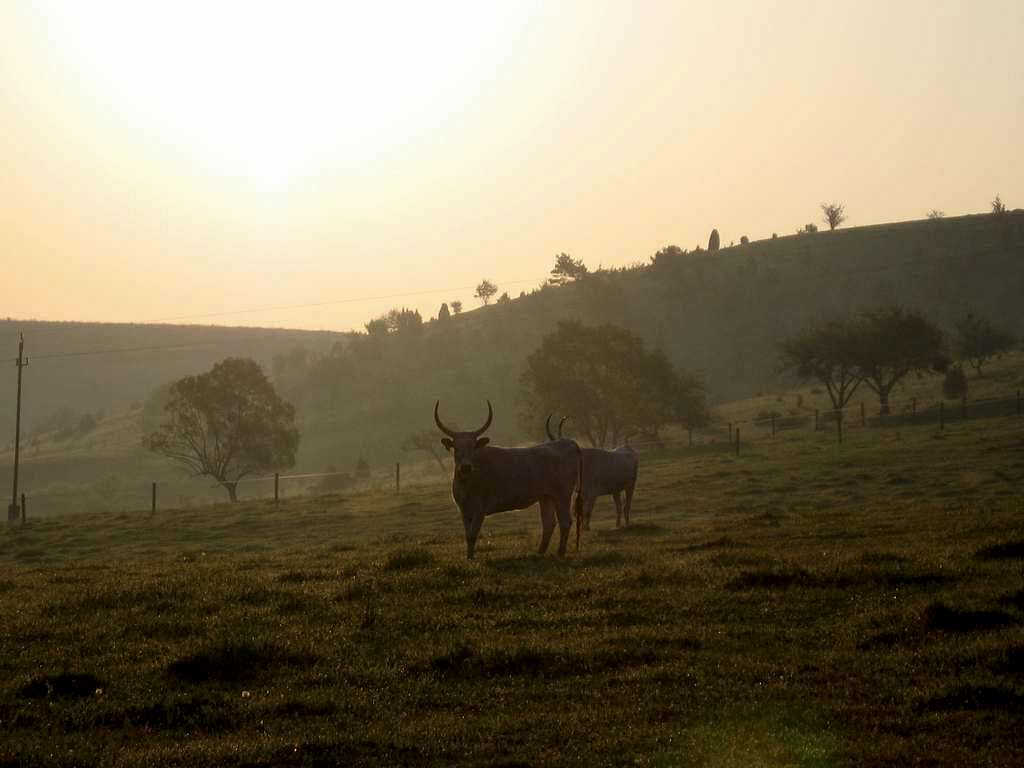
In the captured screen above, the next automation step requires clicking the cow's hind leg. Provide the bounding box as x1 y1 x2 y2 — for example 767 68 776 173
613 492 623 527
554 495 573 556
538 500 557 554
624 482 635 526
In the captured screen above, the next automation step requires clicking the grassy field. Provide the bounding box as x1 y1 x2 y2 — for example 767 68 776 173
1 413 1023 766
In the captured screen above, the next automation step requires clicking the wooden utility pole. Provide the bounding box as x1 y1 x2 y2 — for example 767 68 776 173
8 334 27 523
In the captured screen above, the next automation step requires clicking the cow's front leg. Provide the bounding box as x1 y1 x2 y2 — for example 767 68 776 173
583 495 597 532
462 502 485 559
538 500 557 554
613 492 624 527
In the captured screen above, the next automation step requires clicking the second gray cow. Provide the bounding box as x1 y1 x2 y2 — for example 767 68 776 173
546 416 639 530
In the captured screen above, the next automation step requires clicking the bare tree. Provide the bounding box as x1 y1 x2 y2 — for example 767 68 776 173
821 202 846 230
475 279 498 305
402 430 448 472
927 209 945 220
955 311 1016 377
992 194 1007 214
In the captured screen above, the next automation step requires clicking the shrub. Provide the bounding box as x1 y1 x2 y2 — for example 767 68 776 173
708 229 720 252
942 364 968 400
355 455 371 481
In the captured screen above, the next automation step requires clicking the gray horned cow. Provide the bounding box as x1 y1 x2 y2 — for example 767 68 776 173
546 415 639 530
436 401 582 559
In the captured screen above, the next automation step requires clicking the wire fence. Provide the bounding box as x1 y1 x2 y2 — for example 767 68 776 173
8 389 1022 521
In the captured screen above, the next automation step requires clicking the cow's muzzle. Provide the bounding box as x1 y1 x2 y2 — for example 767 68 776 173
458 463 474 477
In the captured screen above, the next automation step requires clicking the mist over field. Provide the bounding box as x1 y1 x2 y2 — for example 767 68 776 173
3 2 1024 765
3 212 1023 515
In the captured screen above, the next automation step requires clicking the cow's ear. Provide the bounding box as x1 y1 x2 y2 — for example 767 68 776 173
475 437 490 449
441 437 454 451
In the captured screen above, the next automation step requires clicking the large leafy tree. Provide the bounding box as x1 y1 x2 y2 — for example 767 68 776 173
853 307 946 414
779 319 863 412
955 311 1015 378
144 358 300 502
521 320 705 447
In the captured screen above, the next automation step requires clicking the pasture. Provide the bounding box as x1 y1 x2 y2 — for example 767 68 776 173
1 415 1023 766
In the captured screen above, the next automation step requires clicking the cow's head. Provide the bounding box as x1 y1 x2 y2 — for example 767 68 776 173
544 414 568 441
435 400 493 479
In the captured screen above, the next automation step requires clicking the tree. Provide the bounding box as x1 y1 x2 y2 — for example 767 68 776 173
927 209 945 220
496 292 511 305
853 307 946 415
143 358 299 502
78 413 97 435
821 202 846 230
450 300 463 315
955 311 1016 377
402 430 448 473
386 307 423 335
437 303 451 322
798 223 819 234
521 320 705 447
475 279 498 305
549 253 589 285
992 194 1007 214
364 316 389 337
708 229 720 252
779 319 864 413
650 245 686 266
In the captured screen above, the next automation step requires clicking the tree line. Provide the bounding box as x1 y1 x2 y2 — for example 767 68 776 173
779 306 1016 415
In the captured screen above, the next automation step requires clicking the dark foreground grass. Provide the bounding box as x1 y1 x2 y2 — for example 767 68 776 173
1 416 1024 766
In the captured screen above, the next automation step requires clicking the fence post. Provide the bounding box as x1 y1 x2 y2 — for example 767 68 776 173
735 427 740 457
939 401 945 431
151 482 156 514
860 401 865 427
961 394 967 419
912 398 917 422
274 472 280 505
395 463 400 494
837 409 843 444
728 422 733 442
771 414 776 437
1018 389 1021 416
20 493 25 524
814 409 819 432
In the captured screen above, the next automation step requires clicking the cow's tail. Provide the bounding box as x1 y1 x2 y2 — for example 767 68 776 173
574 441 584 553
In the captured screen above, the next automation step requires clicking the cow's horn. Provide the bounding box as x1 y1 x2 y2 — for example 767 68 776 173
473 400 494 437
558 416 568 438
545 414 556 441
434 400 456 437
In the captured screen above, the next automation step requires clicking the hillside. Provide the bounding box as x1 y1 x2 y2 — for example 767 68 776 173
2 212 1022 515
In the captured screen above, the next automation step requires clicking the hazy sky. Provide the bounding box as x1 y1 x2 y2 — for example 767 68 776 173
3 1 1022 332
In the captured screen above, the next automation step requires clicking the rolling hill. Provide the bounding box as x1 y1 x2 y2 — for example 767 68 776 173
2 211 1022 515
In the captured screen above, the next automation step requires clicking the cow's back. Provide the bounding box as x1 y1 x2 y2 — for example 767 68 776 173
473 440 579 512
582 445 638 496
